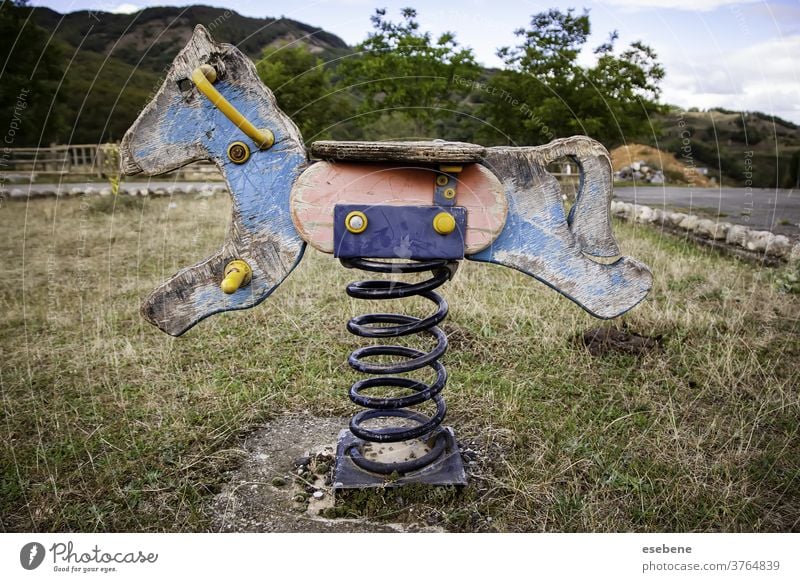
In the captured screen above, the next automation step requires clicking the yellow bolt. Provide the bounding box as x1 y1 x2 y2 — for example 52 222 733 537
221 259 252 294
345 210 368 234
433 212 456 235
443 188 456 199
436 174 449 186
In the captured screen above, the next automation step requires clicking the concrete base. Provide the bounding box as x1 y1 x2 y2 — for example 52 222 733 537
332 427 467 489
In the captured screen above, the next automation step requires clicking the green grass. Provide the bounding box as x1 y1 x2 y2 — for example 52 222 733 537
1 193 798 532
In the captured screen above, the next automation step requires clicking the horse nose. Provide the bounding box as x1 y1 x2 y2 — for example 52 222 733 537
119 137 143 176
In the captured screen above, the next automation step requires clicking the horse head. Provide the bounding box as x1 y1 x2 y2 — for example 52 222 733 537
121 25 308 336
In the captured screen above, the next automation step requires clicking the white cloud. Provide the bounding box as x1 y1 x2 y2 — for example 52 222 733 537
110 3 140 14
602 0 759 11
661 35 800 122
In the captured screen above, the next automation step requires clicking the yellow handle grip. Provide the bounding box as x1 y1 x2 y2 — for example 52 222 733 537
221 259 252 294
191 65 274 150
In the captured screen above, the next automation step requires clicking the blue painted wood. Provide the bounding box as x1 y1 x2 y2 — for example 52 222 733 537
333 204 466 260
120 25 308 336
433 171 458 207
467 139 653 319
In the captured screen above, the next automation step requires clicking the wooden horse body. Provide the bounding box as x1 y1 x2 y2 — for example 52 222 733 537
121 26 653 336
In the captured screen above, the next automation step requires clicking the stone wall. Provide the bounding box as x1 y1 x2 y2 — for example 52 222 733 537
610 200 800 263
3 183 228 199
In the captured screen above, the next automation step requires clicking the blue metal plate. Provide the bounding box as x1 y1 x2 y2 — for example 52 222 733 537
333 204 467 260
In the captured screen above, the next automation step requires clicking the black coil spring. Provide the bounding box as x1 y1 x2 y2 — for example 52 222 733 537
341 257 456 475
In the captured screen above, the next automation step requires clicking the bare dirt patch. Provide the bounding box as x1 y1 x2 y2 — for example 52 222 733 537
209 415 444 532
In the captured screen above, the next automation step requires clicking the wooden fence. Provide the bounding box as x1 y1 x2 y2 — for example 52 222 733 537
0 144 220 180
1 144 579 185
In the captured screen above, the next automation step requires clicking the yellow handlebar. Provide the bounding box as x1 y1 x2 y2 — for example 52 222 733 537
191 65 274 150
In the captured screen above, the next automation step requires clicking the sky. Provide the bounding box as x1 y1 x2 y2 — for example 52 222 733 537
30 0 800 122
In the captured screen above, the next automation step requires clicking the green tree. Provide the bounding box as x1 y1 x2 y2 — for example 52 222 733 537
480 8 664 147
256 42 352 141
0 0 65 146
337 7 480 139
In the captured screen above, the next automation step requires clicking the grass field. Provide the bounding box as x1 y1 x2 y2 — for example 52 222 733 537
1 191 798 532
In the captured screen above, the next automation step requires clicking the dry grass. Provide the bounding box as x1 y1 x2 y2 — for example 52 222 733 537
1 191 798 532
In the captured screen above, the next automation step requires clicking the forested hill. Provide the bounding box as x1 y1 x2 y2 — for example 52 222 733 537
30 5 349 74
7 4 349 144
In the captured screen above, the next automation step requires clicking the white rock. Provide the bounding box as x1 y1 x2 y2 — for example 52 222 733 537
712 222 732 240
635 205 655 223
84 187 98 197
678 215 700 231
631 161 641 172
312 491 324 499
694 219 717 238
726 224 749 246
767 234 792 257
621 202 636 220
99 187 112 196
745 230 773 252
668 212 687 227
10 188 25 198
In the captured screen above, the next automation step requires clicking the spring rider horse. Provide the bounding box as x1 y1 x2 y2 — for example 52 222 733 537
121 26 653 488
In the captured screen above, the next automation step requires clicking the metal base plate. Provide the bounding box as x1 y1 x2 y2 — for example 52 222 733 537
332 427 467 489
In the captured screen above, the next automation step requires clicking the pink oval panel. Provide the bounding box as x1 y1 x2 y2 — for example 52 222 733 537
290 162 507 254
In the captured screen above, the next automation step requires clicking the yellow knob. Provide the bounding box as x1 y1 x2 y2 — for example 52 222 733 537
221 259 252 294
433 212 456 235
197 63 217 83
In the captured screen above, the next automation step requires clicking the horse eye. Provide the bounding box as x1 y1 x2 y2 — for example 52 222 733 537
176 78 193 92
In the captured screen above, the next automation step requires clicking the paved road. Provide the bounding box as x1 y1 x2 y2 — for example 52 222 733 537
614 186 800 237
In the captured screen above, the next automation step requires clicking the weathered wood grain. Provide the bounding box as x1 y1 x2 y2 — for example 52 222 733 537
310 140 486 163
468 137 653 319
120 25 308 336
290 162 507 254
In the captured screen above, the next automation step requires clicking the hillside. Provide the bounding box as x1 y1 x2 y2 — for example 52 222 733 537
31 5 349 73
653 108 800 189
17 5 350 144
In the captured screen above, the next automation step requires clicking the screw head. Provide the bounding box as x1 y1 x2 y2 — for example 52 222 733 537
443 188 456 199
227 141 250 164
436 174 449 186
345 211 368 234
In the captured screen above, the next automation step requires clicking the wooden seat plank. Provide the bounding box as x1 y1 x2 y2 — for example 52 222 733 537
310 140 486 163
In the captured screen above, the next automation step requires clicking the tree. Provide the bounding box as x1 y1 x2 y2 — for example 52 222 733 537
0 0 65 146
480 8 664 147
337 7 480 139
256 42 353 141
